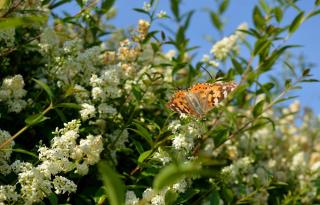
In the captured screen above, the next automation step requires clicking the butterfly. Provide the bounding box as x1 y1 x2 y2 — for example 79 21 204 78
167 82 237 118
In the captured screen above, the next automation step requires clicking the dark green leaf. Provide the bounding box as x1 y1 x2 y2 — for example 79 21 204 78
219 0 229 14
133 8 149 15
98 161 125 205
253 100 265 117
170 0 180 21
208 191 221 205
131 122 153 146
273 7 283 22
301 79 319 82
54 103 81 109
210 11 223 31
33 78 54 101
231 58 243 74
48 193 58 205
101 0 116 13
253 6 264 29
289 12 304 33
221 188 234 203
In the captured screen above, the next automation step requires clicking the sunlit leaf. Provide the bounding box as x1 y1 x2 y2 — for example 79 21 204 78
98 161 125 205
289 12 304 33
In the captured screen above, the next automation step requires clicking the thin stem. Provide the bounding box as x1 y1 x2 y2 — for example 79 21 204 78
0 102 53 150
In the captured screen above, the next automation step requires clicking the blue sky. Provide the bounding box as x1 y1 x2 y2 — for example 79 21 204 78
57 0 320 114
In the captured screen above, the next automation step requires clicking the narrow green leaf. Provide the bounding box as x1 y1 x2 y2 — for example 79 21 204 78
170 0 180 21
33 78 54 101
253 6 264 29
153 162 213 191
133 8 149 15
210 11 223 31
273 7 283 22
11 148 38 158
25 113 49 126
219 0 229 14
289 12 304 33
138 150 152 163
55 103 81 109
253 39 271 56
0 16 47 29
98 161 125 205
132 122 153 146
253 100 265 117
231 58 243 74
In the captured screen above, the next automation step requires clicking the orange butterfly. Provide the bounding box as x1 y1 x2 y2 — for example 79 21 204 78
167 82 237 118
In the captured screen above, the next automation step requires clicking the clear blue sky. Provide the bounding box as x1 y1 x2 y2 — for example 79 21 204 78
57 0 320 114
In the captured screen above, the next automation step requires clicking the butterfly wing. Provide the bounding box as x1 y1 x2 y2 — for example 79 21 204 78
205 82 237 111
167 90 199 116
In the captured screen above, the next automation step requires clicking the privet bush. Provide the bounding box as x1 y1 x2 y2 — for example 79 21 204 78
0 0 320 204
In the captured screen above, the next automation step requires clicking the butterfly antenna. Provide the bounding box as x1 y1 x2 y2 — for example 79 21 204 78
200 65 214 80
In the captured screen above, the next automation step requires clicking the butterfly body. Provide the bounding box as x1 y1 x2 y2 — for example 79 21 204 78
167 82 237 117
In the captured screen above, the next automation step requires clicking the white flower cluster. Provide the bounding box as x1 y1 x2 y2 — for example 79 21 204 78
219 100 320 203
0 28 15 47
0 120 103 204
125 179 188 205
0 129 14 175
0 75 27 113
210 23 248 60
169 120 203 151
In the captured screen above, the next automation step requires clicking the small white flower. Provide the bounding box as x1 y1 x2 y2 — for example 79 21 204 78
125 191 139 205
143 2 151 11
157 10 167 18
80 103 96 121
52 176 77 194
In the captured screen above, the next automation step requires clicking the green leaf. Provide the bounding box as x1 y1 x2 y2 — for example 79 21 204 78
0 16 47 30
138 150 152 163
133 8 150 15
252 6 264 29
153 162 213 191
98 161 125 205
101 0 116 13
210 11 223 31
170 0 180 21
289 12 304 33
48 193 58 205
54 103 81 109
131 121 153 146
231 58 243 74
316 0 320 6
165 190 179 205
33 78 54 101
253 38 271 56
221 188 234 203
208 191 221 205
253 100 264 117
219 0 229 14
11 148 38 158
273 7 283 22
25 113 49 126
